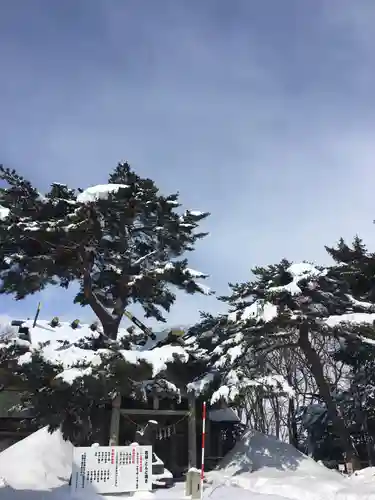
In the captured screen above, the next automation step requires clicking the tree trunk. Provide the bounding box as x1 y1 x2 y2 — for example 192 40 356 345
298 322 360 469
285 367 299 448
82 260 122 341
256 390 266 434
102 320 121 341
274 398 281 440
287 396 299 449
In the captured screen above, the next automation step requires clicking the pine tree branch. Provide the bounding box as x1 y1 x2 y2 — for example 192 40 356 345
256 342 299 356
131 224 159 234
111 251 159 318
132 250 158 267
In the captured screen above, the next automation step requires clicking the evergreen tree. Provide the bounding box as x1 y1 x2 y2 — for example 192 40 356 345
0 162 211 442
189 259 375 465
325 236 375 303
0 163 210 338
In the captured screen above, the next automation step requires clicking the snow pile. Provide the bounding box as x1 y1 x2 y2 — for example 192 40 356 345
208 430 330 479
204 429 375 500
2 425 375 500
206 430 349 500
350 466 375 482
0 427 73 490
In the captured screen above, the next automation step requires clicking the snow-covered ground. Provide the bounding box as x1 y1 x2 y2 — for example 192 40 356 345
0 429 375 500
0 427 374 500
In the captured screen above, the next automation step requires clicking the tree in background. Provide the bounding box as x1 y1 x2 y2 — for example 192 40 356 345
188 258 375 466
325 235 375 303
0 162 211 442
333 332 375 465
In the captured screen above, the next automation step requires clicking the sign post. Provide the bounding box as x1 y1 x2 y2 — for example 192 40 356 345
70 445 152 496
200 401 207 500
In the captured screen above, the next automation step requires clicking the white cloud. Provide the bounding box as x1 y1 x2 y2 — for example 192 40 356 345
2 1 375 325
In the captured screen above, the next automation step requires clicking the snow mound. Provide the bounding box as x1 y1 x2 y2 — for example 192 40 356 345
208 430 338 479
350 466 375 482
0 427 73 490
206 430 352 500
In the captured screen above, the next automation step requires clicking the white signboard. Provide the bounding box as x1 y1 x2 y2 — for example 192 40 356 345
70 445 152 495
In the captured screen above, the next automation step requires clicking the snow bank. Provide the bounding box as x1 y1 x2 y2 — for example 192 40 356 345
208 430 331 479
206 430 349 500
0 427 73 490
205 484 288 500
1 425 375 500
337 467 375 500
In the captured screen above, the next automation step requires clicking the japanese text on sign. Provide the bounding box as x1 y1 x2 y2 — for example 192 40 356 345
70 445 152 495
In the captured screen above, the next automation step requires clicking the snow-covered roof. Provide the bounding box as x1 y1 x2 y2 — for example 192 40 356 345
209 408 240 423
4 319 190 386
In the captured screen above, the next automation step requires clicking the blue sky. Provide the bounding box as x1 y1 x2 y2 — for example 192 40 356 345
1 0 375 328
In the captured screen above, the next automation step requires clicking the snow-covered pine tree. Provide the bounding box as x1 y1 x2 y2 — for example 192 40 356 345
0 162 211 442
0 163 210 337
324 236 375 464
325 235 375 303
188 259 375 466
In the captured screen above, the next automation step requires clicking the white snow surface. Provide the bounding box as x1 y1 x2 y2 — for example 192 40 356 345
0 204 10 220
206 430 375 500
76 184 129 203
1 425 374 500
1 425 375 500
0 426 73 490
208 429 335 480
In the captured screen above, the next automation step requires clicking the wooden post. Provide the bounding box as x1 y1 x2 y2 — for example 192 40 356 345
109 392 121 446
188 393 197 468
